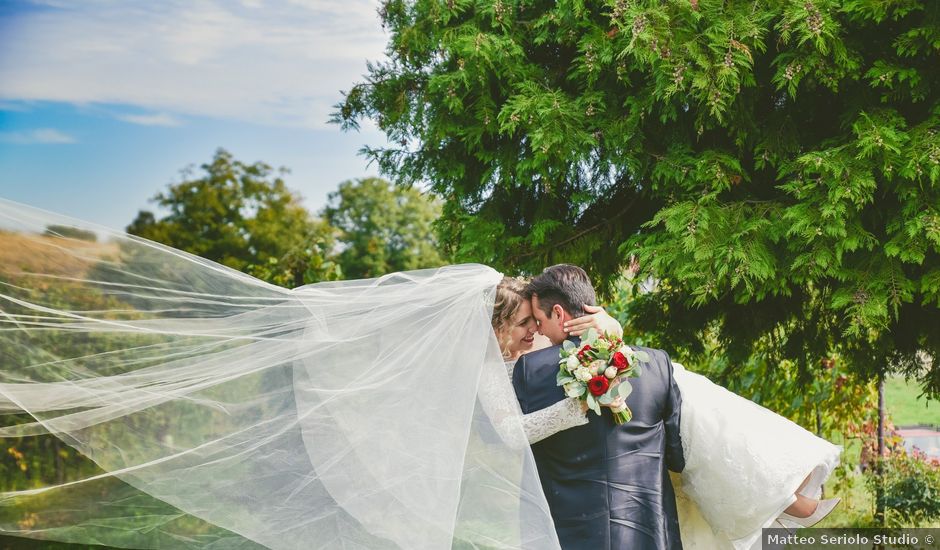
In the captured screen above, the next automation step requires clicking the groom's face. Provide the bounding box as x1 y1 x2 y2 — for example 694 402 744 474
530 295 567 345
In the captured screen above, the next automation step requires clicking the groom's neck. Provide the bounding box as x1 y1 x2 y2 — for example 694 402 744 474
548 308 579 345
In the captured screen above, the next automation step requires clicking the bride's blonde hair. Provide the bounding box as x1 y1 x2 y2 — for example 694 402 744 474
492 276 528 359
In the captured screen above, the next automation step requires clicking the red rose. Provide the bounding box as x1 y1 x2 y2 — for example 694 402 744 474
611 351 630 371
587 376 610 396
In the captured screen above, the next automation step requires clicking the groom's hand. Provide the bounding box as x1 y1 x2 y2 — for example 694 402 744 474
562 304 624 337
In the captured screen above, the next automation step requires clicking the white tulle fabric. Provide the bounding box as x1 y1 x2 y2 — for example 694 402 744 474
0 199 560 550
671 363 842 550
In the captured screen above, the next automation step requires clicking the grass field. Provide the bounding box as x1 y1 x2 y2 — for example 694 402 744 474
885 375 940 427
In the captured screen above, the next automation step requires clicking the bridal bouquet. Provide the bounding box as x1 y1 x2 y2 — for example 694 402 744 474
556 328 647 424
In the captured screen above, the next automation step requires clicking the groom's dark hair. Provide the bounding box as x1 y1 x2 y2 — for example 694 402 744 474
525 264 597 318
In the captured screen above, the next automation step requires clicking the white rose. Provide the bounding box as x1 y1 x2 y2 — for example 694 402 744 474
564 382 581 398
604 366 618 379
575 367 591 382
566 355 580 370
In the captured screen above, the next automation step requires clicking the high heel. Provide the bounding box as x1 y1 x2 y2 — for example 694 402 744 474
778 498 840 527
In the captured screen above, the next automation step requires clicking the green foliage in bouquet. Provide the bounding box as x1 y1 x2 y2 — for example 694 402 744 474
334 0 940 394
557 328 646 422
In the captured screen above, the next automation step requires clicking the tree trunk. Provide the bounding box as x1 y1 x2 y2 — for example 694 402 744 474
875 372 885 526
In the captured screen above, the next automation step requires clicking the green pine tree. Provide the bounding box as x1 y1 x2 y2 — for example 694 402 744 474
335 0 940 393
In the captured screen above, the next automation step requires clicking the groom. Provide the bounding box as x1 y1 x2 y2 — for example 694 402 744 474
512 264 685 550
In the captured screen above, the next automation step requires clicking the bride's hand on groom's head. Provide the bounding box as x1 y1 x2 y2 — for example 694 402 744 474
562 305 624 338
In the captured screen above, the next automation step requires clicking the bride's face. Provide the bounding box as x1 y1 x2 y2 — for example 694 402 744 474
506 299 540 357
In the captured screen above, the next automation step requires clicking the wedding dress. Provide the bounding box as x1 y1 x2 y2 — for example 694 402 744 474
0 198 840 550
671 363 841 550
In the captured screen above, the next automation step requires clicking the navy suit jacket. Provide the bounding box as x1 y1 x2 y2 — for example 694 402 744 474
512 341 685 550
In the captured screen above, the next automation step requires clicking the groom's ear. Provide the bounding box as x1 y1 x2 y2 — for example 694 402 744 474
551 303 566 322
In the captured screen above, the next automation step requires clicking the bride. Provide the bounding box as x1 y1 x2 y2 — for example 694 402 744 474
0 199 838 550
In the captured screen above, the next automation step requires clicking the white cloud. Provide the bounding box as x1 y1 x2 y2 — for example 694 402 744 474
0 0 389 128
0 128 76 144
118 113 184 127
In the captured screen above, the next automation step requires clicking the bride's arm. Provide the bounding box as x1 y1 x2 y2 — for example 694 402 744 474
517 393 588 444
505 358 587 445
477 356 589 449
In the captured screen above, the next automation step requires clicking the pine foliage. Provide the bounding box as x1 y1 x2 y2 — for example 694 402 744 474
336 0 940 392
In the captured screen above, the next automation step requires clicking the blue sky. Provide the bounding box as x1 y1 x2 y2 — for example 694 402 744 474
0 0 389 230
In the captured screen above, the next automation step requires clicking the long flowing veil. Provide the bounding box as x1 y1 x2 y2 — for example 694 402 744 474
0 198 560 550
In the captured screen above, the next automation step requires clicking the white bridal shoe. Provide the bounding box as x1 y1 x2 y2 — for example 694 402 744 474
778 498 841 528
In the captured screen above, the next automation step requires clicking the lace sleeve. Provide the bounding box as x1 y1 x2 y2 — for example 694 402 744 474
475 360 589 449
504 361 587 445
520 397 589 444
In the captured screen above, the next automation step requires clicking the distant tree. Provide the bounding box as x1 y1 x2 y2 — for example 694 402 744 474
245 243 343 289
127 148 331 275
44 225 97 242
323 178 445 278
